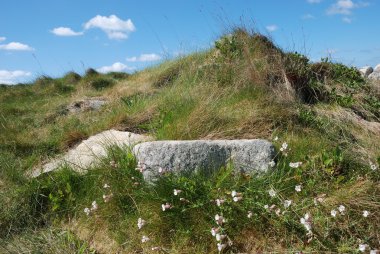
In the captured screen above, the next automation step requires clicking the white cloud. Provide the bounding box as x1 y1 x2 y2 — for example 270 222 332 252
307 0 322 3
265 25 278 32
96 62 135 73
84 15 135 40
0 70 32 84
326 0 369 15
0 37 6 42
126 53 162 62
51 27 83 36
0 42 34 51
302 14 316 19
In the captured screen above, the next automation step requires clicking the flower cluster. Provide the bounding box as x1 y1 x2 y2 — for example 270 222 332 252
84 200 98 216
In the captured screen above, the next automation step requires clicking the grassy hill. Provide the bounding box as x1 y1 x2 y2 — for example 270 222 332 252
0 29 379 253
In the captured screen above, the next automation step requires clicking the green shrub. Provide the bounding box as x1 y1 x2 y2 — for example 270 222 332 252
106 72 130 80
62 71 81 84
89 77 114 90
84 68 99 77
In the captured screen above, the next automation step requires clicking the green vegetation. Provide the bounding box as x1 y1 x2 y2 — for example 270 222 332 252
0 28 379 253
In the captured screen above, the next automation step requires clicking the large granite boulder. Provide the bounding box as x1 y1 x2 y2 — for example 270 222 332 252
369 71 380 81
133 140 275 180
32 130 152 177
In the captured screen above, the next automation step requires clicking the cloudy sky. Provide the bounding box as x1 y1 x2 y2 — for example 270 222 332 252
0 0 379 84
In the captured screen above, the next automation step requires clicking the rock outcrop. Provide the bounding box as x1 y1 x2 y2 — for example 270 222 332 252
67 98 108 113
32 130 152 177
133 140 275 180
361 64 380 81
359 66 373 78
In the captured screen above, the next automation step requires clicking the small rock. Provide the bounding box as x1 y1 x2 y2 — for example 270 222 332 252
67 98 107 113
133 140 275 180
359 66 373 78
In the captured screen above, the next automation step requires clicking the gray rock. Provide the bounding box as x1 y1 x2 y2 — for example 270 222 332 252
133 140 275 180
368 71 380 80
31 130 152 177
359 66 373 78
375 64 380 72
67 98 107 113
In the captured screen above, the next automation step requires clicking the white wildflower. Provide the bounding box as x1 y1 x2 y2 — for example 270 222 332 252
274 136 279 141
268 189 276 197
215 214 225 225
280 142 288 152
295 185 302 192
289 162 302 168
269 160 276 167
231 190 242 197
141 235 150 243
158 167 166 174
215 233 226 242
370 162 378 171
84 207 90 216
137 218 146 230
102 193 113 203
264 205 269 210
331 209 337 217
151 247 162 251
91 201 98 211
284 200 292 208
103 183 110 189
180 197 190 203
363 210 370 218
217 243 227 252
161 203 172 211
275 208 281 216
247 211 253 218
370 250 379 254
216 199 225 207
359 244 368 252
338 205 345 214
233 196 243 202
211 227 220 236
173 189 182 196
300 213 312 232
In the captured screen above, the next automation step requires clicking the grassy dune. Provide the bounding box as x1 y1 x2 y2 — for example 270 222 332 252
0 29 379 253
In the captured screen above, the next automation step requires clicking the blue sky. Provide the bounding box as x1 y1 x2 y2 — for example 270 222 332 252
0 0 379 84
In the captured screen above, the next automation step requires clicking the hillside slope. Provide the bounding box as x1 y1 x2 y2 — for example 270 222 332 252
0 29 379 253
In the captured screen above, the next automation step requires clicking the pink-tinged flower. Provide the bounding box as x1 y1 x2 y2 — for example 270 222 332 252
173 189 182 196
231 190 242 197
137 218 146 230
233 196 243 202
84 207 90 216
161 203 172 211
215 214 225 225
247 211 253 218
135 162 146 173
295 185 302 192
363 210 370 218
215 233 226 242
338 205 345 214
141 235 150 243
180 197 190 203
217 243 227 252
216 199 225 207
102 193 113 203
275 208 281 216
211 227 220 236
300 213 312 232
109 160 118 168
